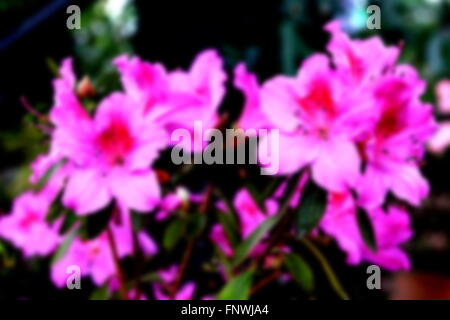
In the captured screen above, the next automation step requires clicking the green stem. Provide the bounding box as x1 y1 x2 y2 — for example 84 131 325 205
300 238 350 300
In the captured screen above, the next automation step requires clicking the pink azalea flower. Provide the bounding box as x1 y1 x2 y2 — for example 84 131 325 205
51 208 157 287
233 63 272 132
234 189 278 238
153 265 196 300
164 50 227 152
48 59 167 215
158 264 178 283
115 50 227 152
357 66 436 208
258 53 373 191
0 191 61 257
325 20 399 85
155 193 183 221
113 55 171 117
211 189 280 257
321 193 413 271
273 170 310 208
154 187 192 221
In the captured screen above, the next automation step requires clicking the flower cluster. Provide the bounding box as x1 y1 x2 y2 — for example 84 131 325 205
0 21 436 298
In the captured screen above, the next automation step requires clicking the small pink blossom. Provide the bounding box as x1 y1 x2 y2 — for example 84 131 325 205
211 189 279 258
153 265 196 300
210 224 233 257
0 191 61 257
321 193 412 271
154 187 193 221
158 264 178 283
51 209 157 287
234 189 278 238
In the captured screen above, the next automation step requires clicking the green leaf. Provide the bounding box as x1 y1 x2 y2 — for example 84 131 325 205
46 57 60 76
46 192 65 224
231 214 280 267
140 272 161 283
163 218 186 251
357 208 377 251
261 177 283 199
186 212 207 239
51 226 79 265
0 240 7 258
131 210 148 232
33 159 67 192
215 188 240 247
296 182 327 236
217 211 238 247
277 173 301 216
217 269 254 300
58 210 78 235
285 253 314 293
90 284 110 300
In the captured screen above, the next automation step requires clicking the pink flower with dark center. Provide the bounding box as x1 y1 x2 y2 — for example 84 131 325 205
258 54 374 191
46 59 168 215
357 66 436 209
115 50 227 152
325 20 399 85
0 191 61 257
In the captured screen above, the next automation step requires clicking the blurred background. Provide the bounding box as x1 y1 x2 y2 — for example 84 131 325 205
1 0 450 300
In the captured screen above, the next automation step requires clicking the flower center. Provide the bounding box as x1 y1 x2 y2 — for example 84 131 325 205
297 80 335 138
19 212 40 231
375 80 408 139
96 118 135 166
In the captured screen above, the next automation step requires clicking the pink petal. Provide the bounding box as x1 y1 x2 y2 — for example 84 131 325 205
63 169 111 215
109 168 160 213
390 164 429 206
312 139 360 192
260 75 300 132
